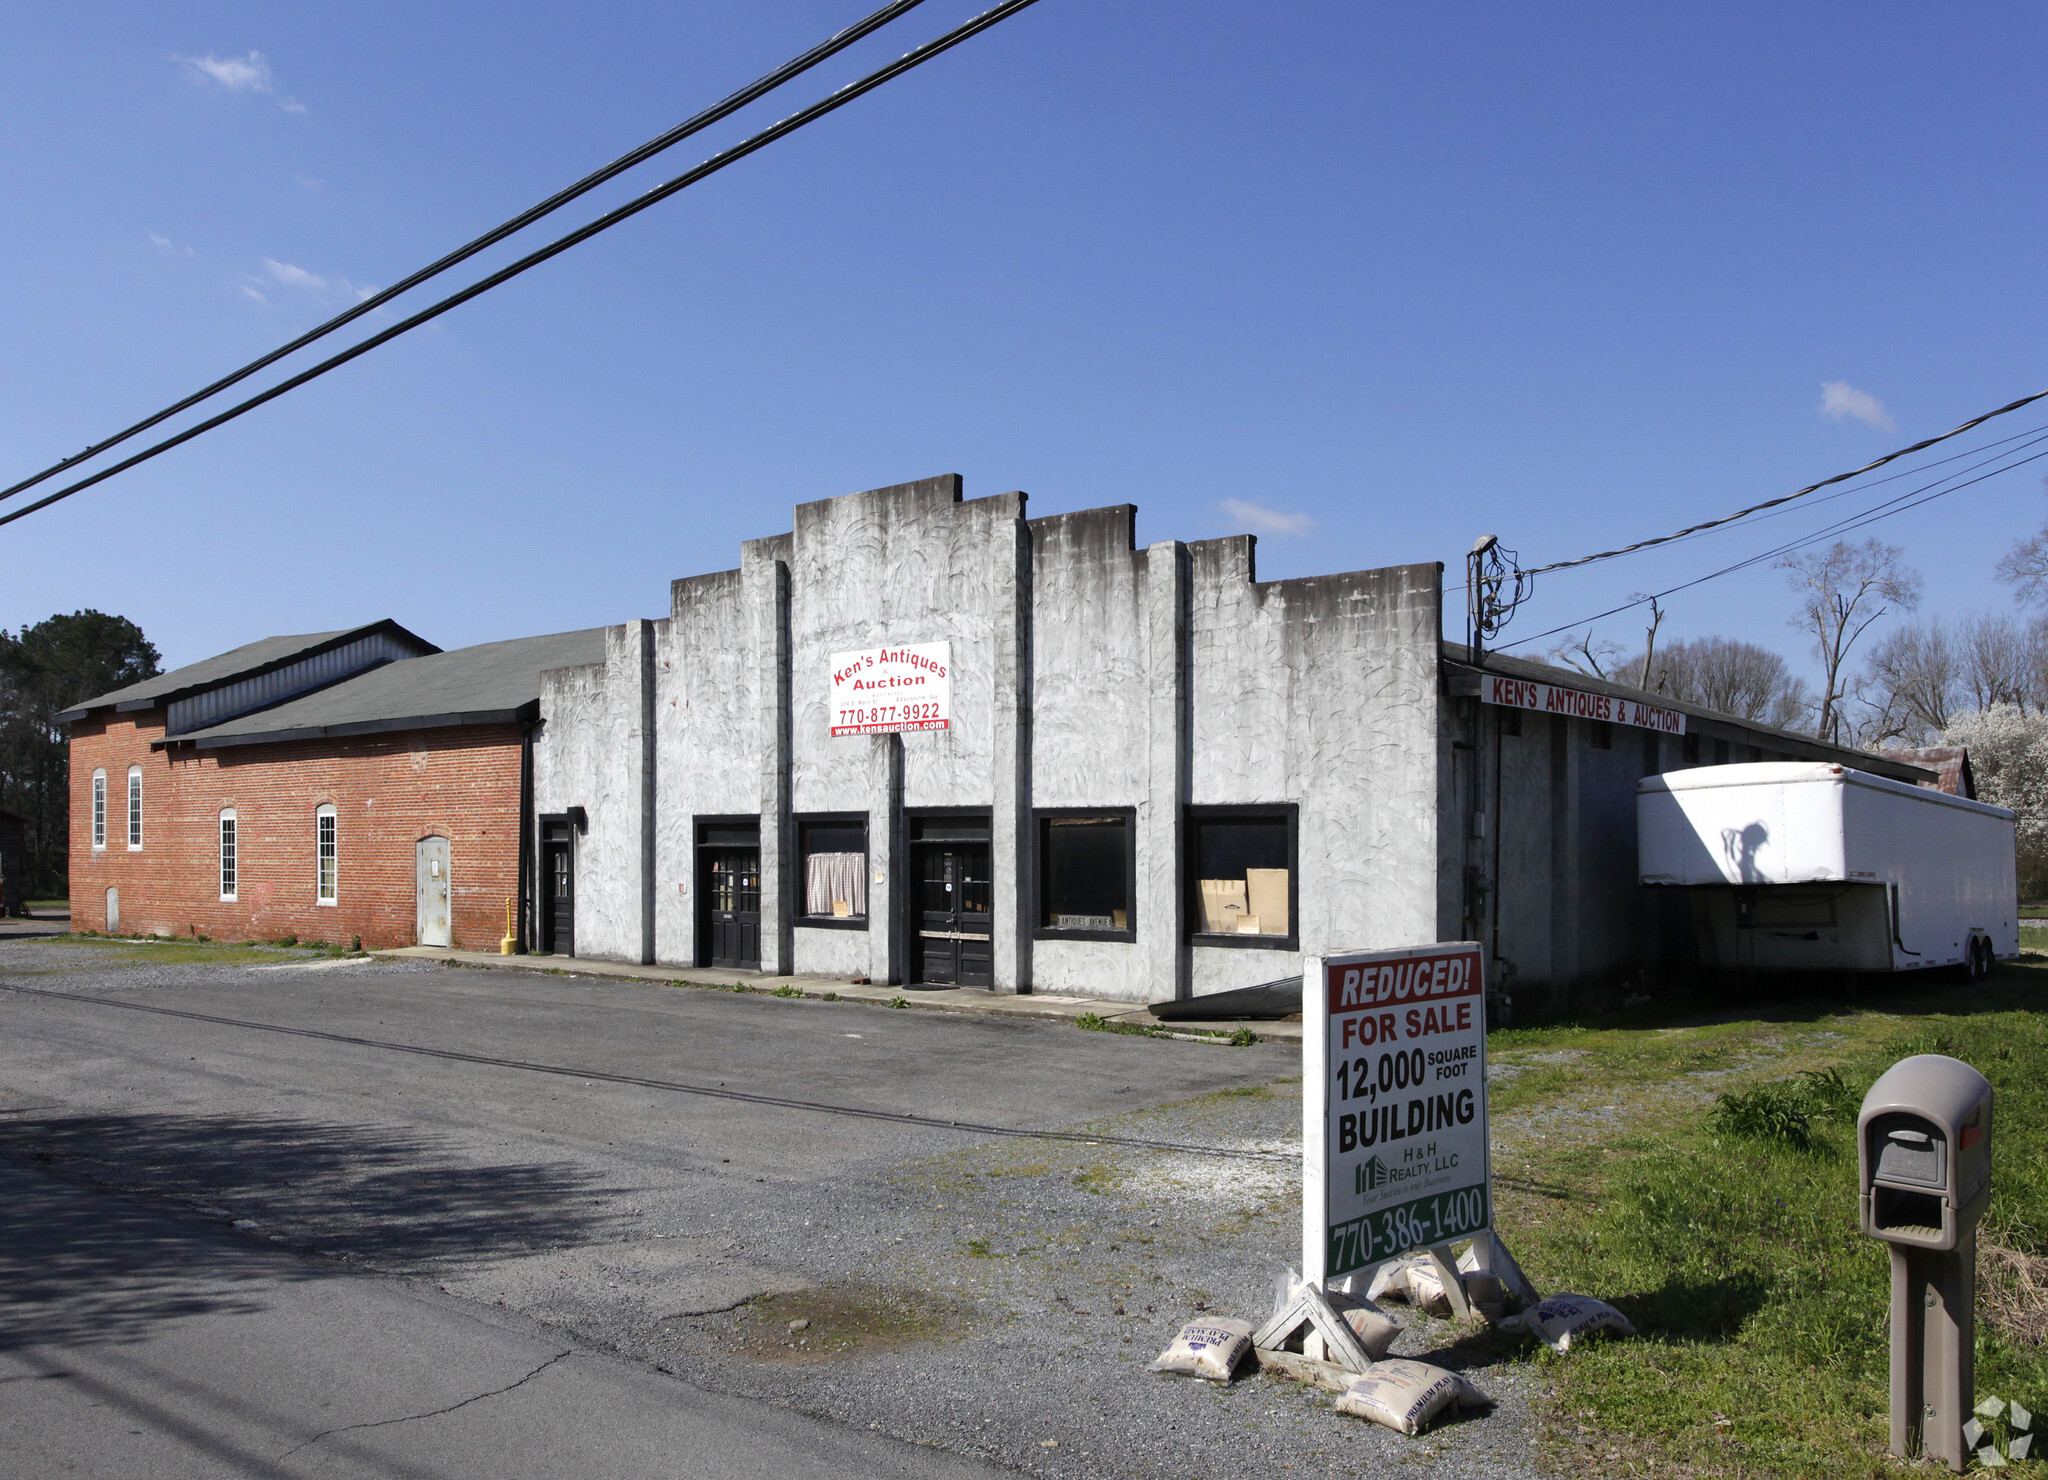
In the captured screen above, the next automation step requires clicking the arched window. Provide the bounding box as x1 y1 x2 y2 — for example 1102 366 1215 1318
219 810 238 901
91 770 106 849
316 805 338 903
126 767 143 850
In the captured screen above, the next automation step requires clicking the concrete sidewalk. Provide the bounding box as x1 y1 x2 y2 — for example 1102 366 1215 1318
374 945 1304 1043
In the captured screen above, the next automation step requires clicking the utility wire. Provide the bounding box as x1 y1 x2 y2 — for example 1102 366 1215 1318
1504 437 2048 652
2 0 1050 530
0 0 933 509
1444 419 2048 599
1523 387 2048 576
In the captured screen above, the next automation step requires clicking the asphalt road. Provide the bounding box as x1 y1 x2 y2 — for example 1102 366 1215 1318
0 931 1540 1479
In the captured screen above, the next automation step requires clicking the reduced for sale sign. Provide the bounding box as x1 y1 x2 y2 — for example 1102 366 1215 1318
1303 943 1491 1282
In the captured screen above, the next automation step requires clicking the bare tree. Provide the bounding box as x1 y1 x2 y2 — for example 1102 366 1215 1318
1996 475 2048 606
1780 539 1921 744
1862 620 1959 742
1629 635 1810 729
1960 611 2036 712
1547 631 1626 680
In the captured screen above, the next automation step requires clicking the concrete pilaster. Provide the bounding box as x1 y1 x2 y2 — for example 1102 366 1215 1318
632 619 657 965
750 555 793 975
869 733 903 985
991 515 1032 994
1142 541 1190 1004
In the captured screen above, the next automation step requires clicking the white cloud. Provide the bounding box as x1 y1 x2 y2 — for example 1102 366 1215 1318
1820 380 1894 431
341 280 379 303
241 285 269 304
179 51 274 93
1219 498 1313 537
262 258 327 290
175 50 305 113
147 233 192 255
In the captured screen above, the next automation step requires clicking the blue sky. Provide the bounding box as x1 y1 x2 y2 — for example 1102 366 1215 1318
5 1 2047 682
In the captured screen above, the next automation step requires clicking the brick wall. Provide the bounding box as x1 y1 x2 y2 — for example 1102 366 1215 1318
68 715 523 949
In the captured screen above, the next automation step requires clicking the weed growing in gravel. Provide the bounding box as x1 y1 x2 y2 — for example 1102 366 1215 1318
771 984 802 998
822 992 839 1002
888 996 909 1009
1075 1012 1164 1038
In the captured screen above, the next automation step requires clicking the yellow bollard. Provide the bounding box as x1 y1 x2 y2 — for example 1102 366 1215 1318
500 895 518 955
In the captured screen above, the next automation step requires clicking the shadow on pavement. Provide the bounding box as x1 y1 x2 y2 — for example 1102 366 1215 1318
0 1110 626 1351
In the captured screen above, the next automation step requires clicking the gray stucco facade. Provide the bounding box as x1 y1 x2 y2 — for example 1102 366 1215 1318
533 474 1928 1010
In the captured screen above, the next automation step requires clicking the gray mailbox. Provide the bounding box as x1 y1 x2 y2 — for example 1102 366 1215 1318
1857 1054 1993 1473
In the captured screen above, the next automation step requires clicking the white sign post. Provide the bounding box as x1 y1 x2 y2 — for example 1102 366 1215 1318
829 642 951 737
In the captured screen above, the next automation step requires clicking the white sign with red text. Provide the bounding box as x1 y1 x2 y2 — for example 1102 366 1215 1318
829 642 951 737
1477 672 1687 735
1303 942 1491 1282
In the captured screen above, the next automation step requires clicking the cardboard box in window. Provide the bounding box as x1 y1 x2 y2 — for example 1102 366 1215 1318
1200 879 1248 934
1235 914 1263 934
832 900 850 917
1246 868 1289 936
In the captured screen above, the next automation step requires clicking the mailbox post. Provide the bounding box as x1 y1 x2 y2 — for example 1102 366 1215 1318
1857 1054 1994 1473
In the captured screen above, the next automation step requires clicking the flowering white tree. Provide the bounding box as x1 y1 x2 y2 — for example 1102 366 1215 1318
1943 704 2048 891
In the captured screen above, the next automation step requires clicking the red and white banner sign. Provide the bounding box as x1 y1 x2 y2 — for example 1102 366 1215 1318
830 642 951 737
1477 673 1687 735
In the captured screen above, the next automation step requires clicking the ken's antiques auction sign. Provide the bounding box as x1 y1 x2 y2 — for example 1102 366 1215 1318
1303 943 1492 1282
829 642 951 737
1477 672 1686 736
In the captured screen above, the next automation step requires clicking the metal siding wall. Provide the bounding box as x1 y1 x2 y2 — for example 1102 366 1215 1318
166 633 419 734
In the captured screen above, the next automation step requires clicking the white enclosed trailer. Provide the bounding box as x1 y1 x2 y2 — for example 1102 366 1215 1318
1638 763 2018 978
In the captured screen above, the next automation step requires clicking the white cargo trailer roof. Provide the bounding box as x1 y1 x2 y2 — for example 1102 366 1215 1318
1640 761 2014 820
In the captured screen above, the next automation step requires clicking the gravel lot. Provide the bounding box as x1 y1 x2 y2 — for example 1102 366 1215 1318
0 932 1541 1479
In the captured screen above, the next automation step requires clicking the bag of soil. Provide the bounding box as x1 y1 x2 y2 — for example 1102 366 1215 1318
1149 1317 1254 1381
1335 1359 1489 1435
1507 1294 1636 1353
1329 1290 1401 1360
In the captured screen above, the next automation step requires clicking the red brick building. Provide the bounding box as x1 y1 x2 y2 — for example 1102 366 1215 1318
62 622 602 950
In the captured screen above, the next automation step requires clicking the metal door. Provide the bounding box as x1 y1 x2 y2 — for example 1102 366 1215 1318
541 823 574 955
912 842 992 986
416 836 452 947
703 848 760 969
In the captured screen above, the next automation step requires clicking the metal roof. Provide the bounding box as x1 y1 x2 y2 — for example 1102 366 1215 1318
1442 642 1936 785
168 628 608 749
55 620 438 722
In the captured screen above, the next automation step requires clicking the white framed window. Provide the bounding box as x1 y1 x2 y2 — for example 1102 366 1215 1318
219 810 238 901
126 767 143 850
92 770 107 850
316 805 338 903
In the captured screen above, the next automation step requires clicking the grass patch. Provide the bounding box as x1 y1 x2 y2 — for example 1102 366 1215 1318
1075 1011 1164 1038
771 984 802 998
1497 973 2048 1476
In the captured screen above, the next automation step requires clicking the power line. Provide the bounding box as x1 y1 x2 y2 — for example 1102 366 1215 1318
0 0 933 510
1524 387 2048 577
0 0 1048 531
1503 435 2048 652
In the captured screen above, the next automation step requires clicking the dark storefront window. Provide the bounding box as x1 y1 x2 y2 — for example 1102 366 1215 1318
1036 811 1134 940
799 815 868 927
1188 807 1296 945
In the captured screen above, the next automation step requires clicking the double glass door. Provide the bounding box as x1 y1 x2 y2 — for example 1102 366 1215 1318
913 840 991 987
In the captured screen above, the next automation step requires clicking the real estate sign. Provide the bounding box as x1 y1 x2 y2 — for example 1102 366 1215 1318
829 642 951 737
1303 943 1492 1282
